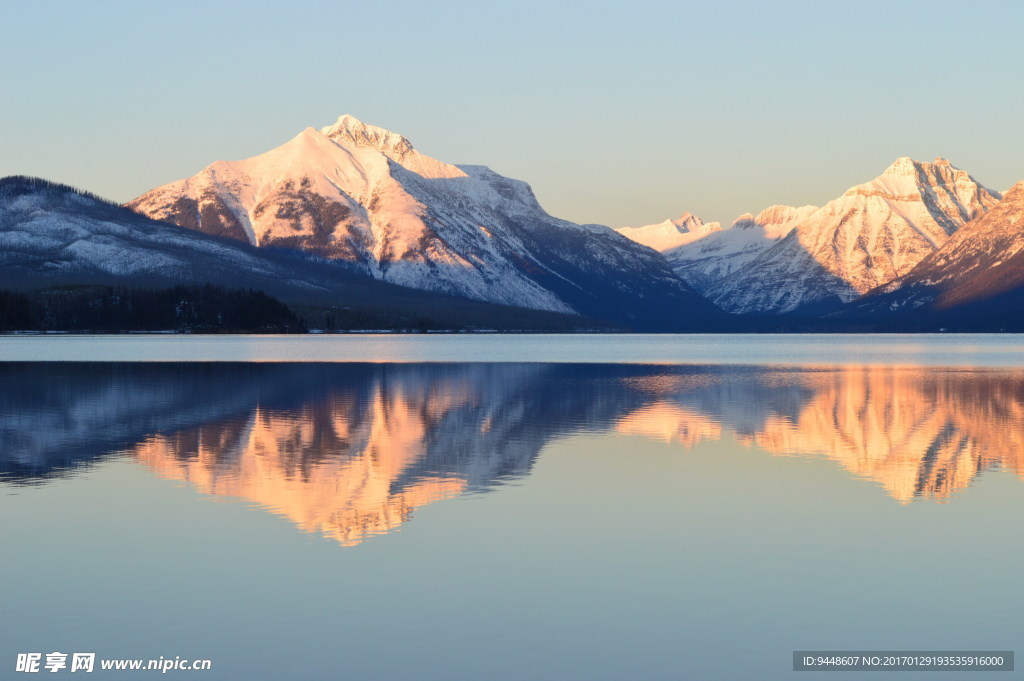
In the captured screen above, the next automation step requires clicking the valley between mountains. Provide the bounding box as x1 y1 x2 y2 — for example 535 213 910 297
2 114 1022 332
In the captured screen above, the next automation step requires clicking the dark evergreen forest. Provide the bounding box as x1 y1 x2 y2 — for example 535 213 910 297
0 285 304 333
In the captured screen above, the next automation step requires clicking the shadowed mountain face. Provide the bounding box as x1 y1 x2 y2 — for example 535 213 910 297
3 363 1022 546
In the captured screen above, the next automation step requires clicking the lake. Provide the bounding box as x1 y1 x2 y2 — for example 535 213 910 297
1 336 1021 679
4 332 1024 365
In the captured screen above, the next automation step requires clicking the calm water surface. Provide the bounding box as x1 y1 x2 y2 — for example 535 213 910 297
3 332 1024 365
2 337 1022 680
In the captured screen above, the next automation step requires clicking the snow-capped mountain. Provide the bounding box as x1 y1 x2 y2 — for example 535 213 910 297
617 158 1000 314
843 180 1024 322
129 115 719 327
717 158 1001 313
0 176 593 330
632 205 818 294
616 213 721 252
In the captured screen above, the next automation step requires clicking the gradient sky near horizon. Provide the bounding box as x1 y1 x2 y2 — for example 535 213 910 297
2 0 1022 227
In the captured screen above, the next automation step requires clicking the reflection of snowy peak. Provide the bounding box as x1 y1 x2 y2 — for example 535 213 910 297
5 362 1022 536
0 363 660 545
130 115 717 327
616 158 1000 314
616 366 1024 501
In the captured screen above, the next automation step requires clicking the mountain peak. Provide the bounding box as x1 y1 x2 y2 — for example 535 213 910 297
615 213 721 253
1000 180 1024 202
320 114 414 157
878 156 965 180
731 212 757 228
879 156 953 176
882 156 920 176
845 156 996 205
670 212 705 230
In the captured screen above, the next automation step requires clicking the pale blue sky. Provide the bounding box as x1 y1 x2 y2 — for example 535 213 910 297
2 0 1021 226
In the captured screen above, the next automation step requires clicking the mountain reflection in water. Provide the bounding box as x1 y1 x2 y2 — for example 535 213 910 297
2 363 1022 545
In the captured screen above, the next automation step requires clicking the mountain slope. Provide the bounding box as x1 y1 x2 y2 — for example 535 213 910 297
0 176 601 331
0 176 303 289
617 159 1000 313
714 158 1001 313
129 115 722 329
840 181 1024 325
649 205 817 294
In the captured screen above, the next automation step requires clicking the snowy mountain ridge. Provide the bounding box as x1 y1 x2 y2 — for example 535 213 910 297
617 213 722 252
617 158 1001 313
841 180 1024 320
130 115 719 328
0 176 610 331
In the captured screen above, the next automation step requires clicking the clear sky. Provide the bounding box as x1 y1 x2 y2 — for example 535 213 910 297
2 0 1022 227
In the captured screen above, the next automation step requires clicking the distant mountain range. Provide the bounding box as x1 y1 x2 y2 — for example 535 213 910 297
619 158 1002 315
1 114 1022 332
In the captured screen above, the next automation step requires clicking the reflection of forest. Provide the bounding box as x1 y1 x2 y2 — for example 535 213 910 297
3 364 1022 546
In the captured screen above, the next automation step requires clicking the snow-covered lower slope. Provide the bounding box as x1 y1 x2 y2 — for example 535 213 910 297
130 115 720 328
0 176 301 288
